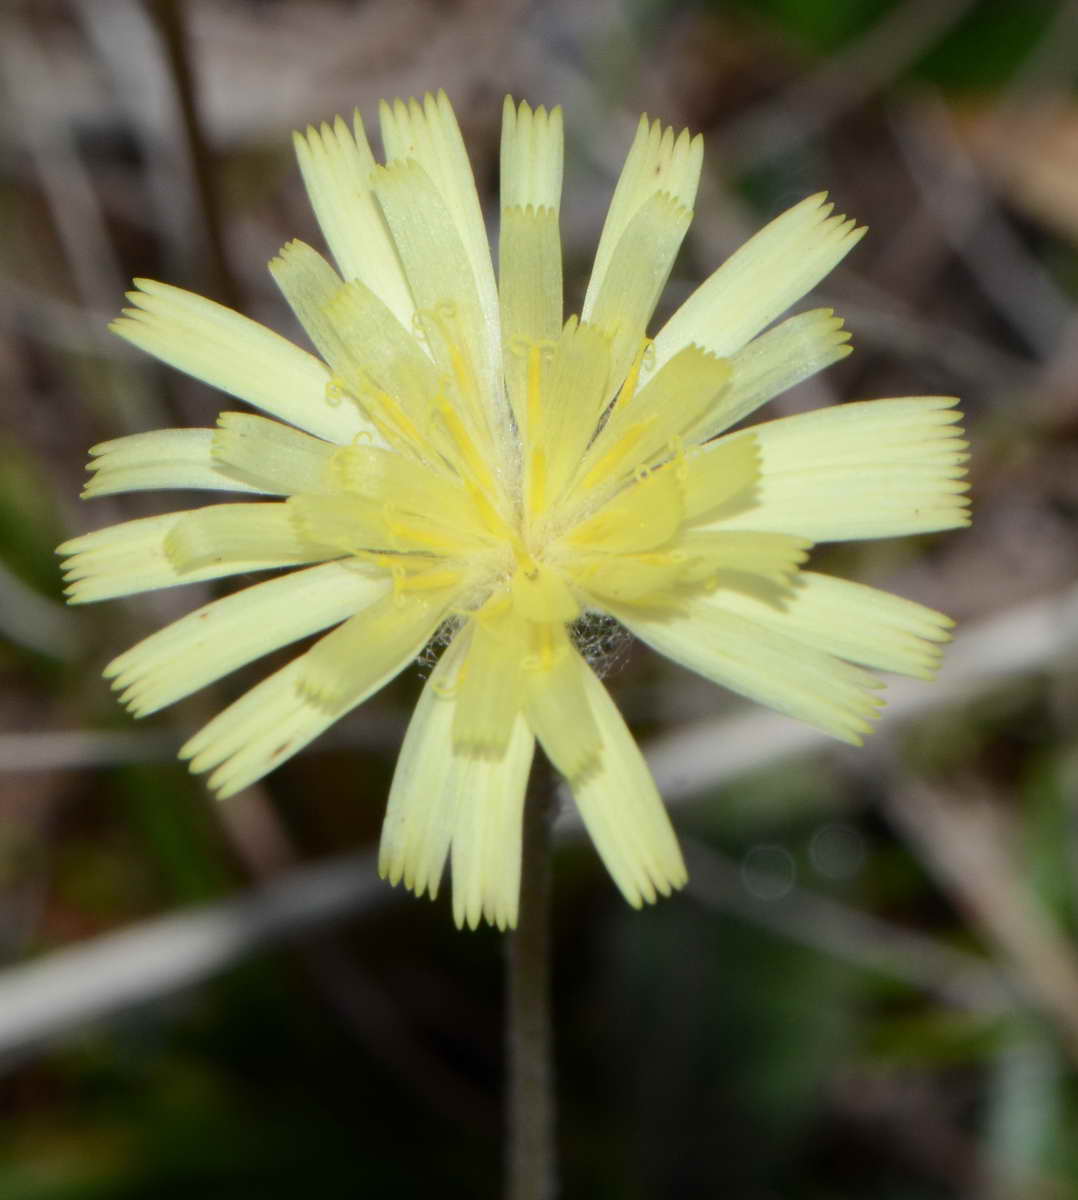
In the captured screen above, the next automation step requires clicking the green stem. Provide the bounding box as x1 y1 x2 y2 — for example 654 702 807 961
505 774 557 1200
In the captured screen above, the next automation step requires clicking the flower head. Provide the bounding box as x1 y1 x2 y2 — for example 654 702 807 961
59 92 969 928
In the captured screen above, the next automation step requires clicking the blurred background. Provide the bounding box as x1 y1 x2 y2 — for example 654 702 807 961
2 0 1078 1195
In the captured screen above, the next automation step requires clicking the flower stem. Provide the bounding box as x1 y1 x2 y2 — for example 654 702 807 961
505 772 556 1200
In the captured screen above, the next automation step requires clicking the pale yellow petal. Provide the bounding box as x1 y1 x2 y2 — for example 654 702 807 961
681 434 760 523
617 599 884 744
287 492 390 555
523 627 601 781
713 397 970 540
181 658 326 797
687 308 853 443
582 191 692 388
652 193 865 369
111 280 362 443
82 429 264 499
319 444 497 560
584 116 702 321
270 250 457 468
292 115 414 327
212 413 337 494
182 603 429 798
717 570 953 680
527 318 613 504
379 90 500 370
500 97 564 212
297 590 451 710
511 561 581 624
327 443 481 531
568 550 687 609
268 240 349 370
379 634 467 901
180 662 327 798
569 528 807 612
320 280 445 453
581 345 731 487
567 463 684 554
58 507 334 604
678 530 811 585
163 502 333 572
452 612 526 757
567 665 687 908
449 711 534 930
499 98 564 407
289 488 479 561
374 160 499 439
271 245 451 471
106 561 388 716
500 206 563 419
379 630 536 928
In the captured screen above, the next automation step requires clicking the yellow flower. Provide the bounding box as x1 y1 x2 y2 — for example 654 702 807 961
58 92 969 928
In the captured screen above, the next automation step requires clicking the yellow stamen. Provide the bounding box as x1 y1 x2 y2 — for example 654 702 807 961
526 343 543 441
384 512 470 554
371 388 427 456
421 303 490 446
396 568 462 592
612 338 650 412
437 398 497 494
578 419 656 492
349 392 411 459
528 446 547 517
466 482 512 540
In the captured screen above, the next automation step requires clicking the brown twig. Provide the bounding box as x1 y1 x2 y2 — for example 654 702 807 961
145 0 239 309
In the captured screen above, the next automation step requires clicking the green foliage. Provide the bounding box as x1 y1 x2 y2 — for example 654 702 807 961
1020 750 1076 931
0 436 66 598
115 764 234 906
718 0 1066 90
914 0 1064 90
722 0 897 53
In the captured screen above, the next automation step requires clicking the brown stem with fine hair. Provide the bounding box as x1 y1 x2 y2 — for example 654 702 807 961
505 770 557 1200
